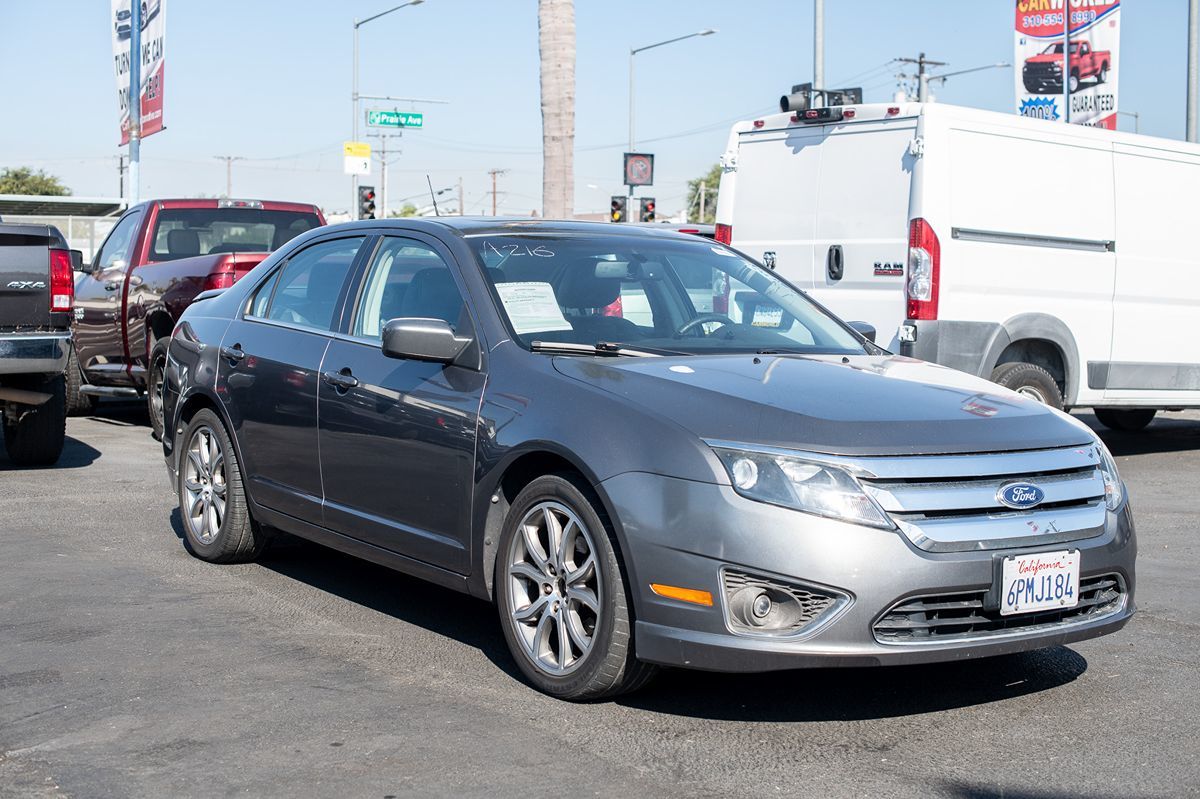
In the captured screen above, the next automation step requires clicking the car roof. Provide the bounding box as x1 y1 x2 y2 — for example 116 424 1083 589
315 217 703 239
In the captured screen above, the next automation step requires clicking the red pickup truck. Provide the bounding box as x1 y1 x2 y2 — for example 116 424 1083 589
71 198 325 436
1022 39 1111 94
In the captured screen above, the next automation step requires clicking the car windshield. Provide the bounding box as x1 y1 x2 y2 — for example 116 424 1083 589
469 233 866 356
150 208 321 262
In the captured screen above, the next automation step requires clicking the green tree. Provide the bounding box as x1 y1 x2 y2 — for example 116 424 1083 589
395 203 419 218
0 167 71 196
686 163 720 224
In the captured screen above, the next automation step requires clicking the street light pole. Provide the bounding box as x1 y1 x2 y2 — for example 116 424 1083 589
352 0 426 217
813 0 824 92
128 0 142 205
627 28 716 201
1188 0 1198 142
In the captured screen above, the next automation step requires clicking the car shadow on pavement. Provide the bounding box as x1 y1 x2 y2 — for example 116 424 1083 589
0 434 101 470
166 509 523 681
1076 411 1200 457
620 646 1088 721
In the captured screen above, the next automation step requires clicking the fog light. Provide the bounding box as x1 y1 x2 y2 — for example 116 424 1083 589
752 593 772 619
730 457 759 490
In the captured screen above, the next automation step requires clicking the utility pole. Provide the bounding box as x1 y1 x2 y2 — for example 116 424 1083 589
813 0 824 92
488 168 507 216
698 182 707 224
117 155 127 200
214 156 243 197
896 53 946 102
1189 0 1198 141
368 133 401 217
127 0 142 205
457 177 464 216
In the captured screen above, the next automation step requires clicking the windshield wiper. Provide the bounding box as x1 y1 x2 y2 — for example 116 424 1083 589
531 340 676 358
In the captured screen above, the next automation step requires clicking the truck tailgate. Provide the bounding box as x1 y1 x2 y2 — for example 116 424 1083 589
0 224 54 330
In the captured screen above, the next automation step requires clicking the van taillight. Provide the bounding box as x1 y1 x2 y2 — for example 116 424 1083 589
906 218 940 320
203 271 236 292
49 249 74 312
714 223 732 245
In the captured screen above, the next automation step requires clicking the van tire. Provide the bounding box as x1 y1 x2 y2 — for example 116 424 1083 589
990 362 1064 410
1094 408 1156 432
2 374 66 466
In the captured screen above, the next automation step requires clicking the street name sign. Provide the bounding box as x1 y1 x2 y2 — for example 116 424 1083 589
366 110 424 129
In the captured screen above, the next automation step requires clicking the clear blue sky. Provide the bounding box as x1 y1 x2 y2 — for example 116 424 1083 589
0 1 1189 216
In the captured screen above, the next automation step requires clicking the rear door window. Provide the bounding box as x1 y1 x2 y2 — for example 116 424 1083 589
256 237 366 332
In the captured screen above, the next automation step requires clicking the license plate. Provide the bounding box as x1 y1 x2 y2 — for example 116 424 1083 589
1000 549 1080 616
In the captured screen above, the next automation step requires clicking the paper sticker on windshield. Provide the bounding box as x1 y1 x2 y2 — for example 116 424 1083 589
751 304 784 328
494 282 572 336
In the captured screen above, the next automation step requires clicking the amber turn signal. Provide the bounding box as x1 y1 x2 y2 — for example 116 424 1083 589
650 583 714 607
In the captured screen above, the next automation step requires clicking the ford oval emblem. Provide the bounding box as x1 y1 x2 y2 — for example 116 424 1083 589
997 482 1045 510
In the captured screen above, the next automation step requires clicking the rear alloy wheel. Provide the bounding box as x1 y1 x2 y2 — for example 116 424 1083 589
147 338 168 441
991 362 1065 410
178 409 268 563
496 474 656 700
65 345 97 417
1094 408 1157 432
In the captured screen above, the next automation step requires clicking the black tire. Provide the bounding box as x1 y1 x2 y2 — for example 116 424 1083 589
177 408 268 563
1094 408 1156 432
147 337 168 441
495 473 657 701
2 374 66 466
991 361 1065 410
65 345 97 417
1098 64 1108 84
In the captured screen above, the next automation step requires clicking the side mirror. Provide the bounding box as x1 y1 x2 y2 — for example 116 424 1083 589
381 318 472 365
69 250 84 271
848 320 876 343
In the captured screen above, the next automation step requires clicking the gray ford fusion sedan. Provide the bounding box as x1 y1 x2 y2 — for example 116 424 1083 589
162 218 1134 701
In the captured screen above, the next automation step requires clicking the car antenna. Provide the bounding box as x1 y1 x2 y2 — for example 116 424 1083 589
426 175 441 217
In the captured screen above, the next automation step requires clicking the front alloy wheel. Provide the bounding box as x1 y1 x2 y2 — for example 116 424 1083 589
506 501 601 676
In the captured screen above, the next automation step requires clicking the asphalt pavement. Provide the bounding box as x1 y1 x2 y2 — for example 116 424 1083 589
2 403 1198 798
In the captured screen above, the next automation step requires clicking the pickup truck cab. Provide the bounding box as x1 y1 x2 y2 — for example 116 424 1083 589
1 223 82 465
72 198 324 436
1023 39 1111 94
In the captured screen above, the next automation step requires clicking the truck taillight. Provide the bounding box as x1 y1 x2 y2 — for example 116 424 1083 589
203 271 236 292
714 223 732 245
906 218 940 320
49 248 74 312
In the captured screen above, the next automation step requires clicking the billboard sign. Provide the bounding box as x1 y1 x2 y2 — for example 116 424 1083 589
1015 0 1119 129
112 0 167 145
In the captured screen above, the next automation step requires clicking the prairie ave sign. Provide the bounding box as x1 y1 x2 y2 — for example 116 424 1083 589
366 110 424 129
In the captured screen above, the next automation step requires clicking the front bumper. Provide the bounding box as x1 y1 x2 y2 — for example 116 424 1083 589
0 332 70 376
602 472 1135 672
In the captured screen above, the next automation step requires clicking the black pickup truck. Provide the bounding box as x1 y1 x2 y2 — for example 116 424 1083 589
0 222 82 465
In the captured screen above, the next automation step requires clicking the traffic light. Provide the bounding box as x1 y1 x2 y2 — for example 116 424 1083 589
639 197 656 223
610 195 627 223
358 185 376 220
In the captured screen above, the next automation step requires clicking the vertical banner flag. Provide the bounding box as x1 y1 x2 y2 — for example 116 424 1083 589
1015 0 1119 129
112 0 167 144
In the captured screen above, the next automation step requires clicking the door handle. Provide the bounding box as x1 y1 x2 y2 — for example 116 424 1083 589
322 369 360 392
827 244 844 282
220 344 246 365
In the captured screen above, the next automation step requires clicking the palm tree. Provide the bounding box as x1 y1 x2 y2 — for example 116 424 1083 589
538 0 575 219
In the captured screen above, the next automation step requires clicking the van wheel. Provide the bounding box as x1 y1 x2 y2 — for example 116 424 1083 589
495 473 657 701
1094 408 1156 432
991 362 1064 410
65 346 97 416
2 374 66 466
178 409 269 563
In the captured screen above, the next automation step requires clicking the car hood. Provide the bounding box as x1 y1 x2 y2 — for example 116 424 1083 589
552 354 1093 456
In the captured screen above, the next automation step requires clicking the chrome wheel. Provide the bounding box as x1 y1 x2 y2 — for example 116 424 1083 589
505 501 601 677
149 353 165 432
182 425 227 544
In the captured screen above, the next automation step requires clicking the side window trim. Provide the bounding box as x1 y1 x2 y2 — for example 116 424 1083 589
241 233 374 328
93 210 143 271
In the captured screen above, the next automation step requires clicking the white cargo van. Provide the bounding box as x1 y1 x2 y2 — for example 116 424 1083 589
715 101 1200 430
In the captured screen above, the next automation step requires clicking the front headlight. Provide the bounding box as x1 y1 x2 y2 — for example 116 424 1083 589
712 446 893 529
1095 439 1124 511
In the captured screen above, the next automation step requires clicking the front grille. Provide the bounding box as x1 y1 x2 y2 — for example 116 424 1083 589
873 573 1125 645
721 570 842 637
855 446 1109 552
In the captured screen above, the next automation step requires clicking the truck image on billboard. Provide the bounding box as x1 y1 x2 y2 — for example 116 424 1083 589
1015 0 1119 129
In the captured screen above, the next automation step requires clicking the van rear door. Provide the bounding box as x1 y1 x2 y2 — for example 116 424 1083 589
809 121 916 349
